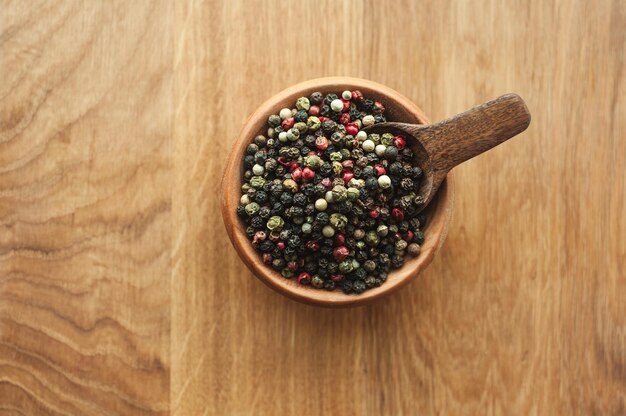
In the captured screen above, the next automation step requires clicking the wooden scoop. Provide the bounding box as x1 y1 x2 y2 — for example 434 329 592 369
364 94 531 210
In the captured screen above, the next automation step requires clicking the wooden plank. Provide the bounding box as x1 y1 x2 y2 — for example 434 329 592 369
0 1 172 414
2 0 624 414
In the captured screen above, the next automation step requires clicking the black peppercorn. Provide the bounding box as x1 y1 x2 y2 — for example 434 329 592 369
310 91 323 105
353 280 366 293
391 255 404 268
415 231 425 245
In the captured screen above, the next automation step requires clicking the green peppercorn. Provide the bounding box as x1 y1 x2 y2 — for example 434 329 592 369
281 269 294 278
322 225 335 237
307 116 321 131
329 213 348 230
296 97 310 111
339 260 354 274
365 230 380 246
311 275 324 288
381 133 394 146
245 202 260 216
305 154 322 169
301 223 312 234
331 185 348 202
250 176 266 189
377 224 389 237
329 152 342 162
346 187 360 201
363 260 376 272
294 122 308 134
395 239 408 252
266 216 284 231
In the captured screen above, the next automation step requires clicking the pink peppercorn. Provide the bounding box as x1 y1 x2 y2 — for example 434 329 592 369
315 136 329 150
321 177 332 188
370 208 380 219
309 105 320 116
333 246 350 262
291 167 302 181
277 241 286 250
404 230 414 241
318 116 329 122
391 208 404 222
340 113 351 125
281 117 295 130
253 231 266 243
374 101 385 113
351 90 364 102
335 233 345 245
262 253 272 264
374 164 386 176
341 99 350 112
302 167 315 180
345 123 359 136
341 160 354 170
331 274 345 283
298 272 311 285
342 171 354 183
393 136 406 149
287 261 298 272
305 240 319 251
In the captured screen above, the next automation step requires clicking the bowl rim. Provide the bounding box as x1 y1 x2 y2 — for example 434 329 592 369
221 76 455 307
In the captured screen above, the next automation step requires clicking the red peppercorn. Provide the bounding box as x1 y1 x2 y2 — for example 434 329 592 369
374 164 386 176
404 230 414 241
351 90 364 102
394 232 402 241
277 157 292 167
370 208 380 219
393 136 406 149
287 261 298 272
374 101 385 113
391 208 404 222
341 160 354 170
333 246 350 262
253 231 266 243
315 136 328 150
291 167 302 181
308 105 320 116
277 241 286 250
335 233 345 245
340 113 351 125
321 177 332 188
330 274 344 283
305 240 319 251
307 151 318 156
341 99 350 112
345 123 359 136
302 167 315 180
318 116 329 122
298 272 311 285
262 253 272 264
281 117 295 130
342 171 354 183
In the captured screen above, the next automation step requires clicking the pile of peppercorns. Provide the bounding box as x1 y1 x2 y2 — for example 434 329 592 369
237 90 427 294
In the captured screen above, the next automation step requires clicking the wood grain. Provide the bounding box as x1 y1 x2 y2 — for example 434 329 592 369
2 0 625 414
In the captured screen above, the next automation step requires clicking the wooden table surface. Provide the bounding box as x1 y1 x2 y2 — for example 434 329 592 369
1 1 624 415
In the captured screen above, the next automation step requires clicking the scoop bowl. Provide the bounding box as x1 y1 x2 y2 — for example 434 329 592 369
220 77 454 307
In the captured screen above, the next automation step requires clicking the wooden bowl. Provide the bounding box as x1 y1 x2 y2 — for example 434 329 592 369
221 77 455 307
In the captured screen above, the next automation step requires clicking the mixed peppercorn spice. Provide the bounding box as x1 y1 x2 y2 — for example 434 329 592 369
237 90 427 294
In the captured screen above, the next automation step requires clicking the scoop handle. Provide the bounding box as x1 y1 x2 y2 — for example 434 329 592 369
420 94 531 173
